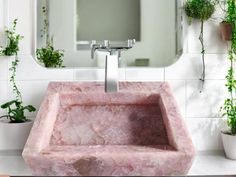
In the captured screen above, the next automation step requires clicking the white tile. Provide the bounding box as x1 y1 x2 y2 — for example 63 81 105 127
186 80 227 118
0 0 6 45
0 81 8 116
8 81 50 117
187 20 228 54
167 80 186 118
165 54 201 80
9 0 32 55
75 68 126 81
0 56 9 81
186 118 226 151
205 54 228 80
165 54 228 80
125 68 164 81
12 55 74 81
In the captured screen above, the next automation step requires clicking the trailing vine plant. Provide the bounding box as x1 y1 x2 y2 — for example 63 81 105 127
221 0 236 135
0 19 36 123
36 5 64 68
184 0 217 92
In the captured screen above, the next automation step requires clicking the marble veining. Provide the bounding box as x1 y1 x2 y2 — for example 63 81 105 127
23 82 195 176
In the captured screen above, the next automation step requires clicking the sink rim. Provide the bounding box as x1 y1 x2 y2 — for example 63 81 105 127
23 82 195 158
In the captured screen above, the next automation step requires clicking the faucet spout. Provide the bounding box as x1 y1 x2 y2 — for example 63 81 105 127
105 54 119 93
90 39 135 93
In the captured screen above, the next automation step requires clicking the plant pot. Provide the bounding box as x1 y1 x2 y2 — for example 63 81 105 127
0 119 33 150
220 22 233 41
221 131 236 160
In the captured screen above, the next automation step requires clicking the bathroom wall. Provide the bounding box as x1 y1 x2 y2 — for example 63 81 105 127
0 0 228 151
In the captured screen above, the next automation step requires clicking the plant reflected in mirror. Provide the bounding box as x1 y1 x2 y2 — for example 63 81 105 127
36 5 65 68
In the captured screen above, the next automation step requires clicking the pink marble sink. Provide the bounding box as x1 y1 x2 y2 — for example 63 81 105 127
23 82 195 176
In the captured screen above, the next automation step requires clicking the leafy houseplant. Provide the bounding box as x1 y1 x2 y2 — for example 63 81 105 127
221 0 236 160
36 6 64 68
184 0 216 91
0 19 36 123
0 19 23 56
36 44 64 68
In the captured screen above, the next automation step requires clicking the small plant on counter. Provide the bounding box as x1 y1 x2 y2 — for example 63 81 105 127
221 0 236 135
184 0 217 92
0 19 23 56
36 5 64 68
0 19 36 123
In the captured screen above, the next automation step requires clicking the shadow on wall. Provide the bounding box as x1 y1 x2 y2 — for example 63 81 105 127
186 79 227 118
191 118 227 150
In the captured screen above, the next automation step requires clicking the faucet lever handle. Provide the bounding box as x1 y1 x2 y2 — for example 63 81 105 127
127 39 136 48
104 40 110 47
91 40 97 46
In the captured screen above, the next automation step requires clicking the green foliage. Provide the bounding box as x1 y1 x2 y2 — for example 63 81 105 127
0 19 36 123
0 100 36 123
36 45 64 68
184 0 216 22
221 0 236 135
224 0 236 23
0 19 23 56
36 6 64 68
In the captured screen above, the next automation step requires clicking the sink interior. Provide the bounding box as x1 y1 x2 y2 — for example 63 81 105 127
23 82 195 176
50 92 169 146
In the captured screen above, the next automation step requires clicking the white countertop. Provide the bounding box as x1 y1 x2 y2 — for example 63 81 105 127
0 150 236 176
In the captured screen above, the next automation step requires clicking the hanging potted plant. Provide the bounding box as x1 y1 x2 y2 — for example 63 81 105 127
184 0 217 92
220 21 233 41
221 0 236 160
0 19 36 150
219 1 233 41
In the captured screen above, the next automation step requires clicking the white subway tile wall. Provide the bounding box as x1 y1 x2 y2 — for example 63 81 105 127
0 81 8 116
0 0 229 151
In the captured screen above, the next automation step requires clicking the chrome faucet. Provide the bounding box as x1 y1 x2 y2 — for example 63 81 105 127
91 39 135 93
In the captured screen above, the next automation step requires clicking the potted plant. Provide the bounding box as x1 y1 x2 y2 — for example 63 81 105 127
0 19 36 150
220 21 233 41
0 19 22 57
219 0 233 41
36 6 64 68
184 0 217 92
221 0 236 160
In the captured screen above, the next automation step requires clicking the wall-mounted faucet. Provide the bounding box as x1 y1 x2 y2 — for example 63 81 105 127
91 39 135 93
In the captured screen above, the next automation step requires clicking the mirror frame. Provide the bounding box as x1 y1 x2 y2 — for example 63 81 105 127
31 0 187 69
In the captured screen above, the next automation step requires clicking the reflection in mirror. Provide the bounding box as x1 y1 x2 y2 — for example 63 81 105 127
35 0 183 68
77 0 140 42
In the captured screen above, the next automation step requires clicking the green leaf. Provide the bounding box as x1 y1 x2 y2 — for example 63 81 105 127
23 105 36 112
1 100 18 109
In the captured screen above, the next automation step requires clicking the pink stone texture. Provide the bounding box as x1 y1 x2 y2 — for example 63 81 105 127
22 82 195 176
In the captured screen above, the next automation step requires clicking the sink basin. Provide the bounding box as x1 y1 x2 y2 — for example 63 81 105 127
23 82 195 176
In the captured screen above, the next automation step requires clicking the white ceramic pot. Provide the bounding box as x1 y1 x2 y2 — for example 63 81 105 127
0 119 33 150
221 131 236 160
